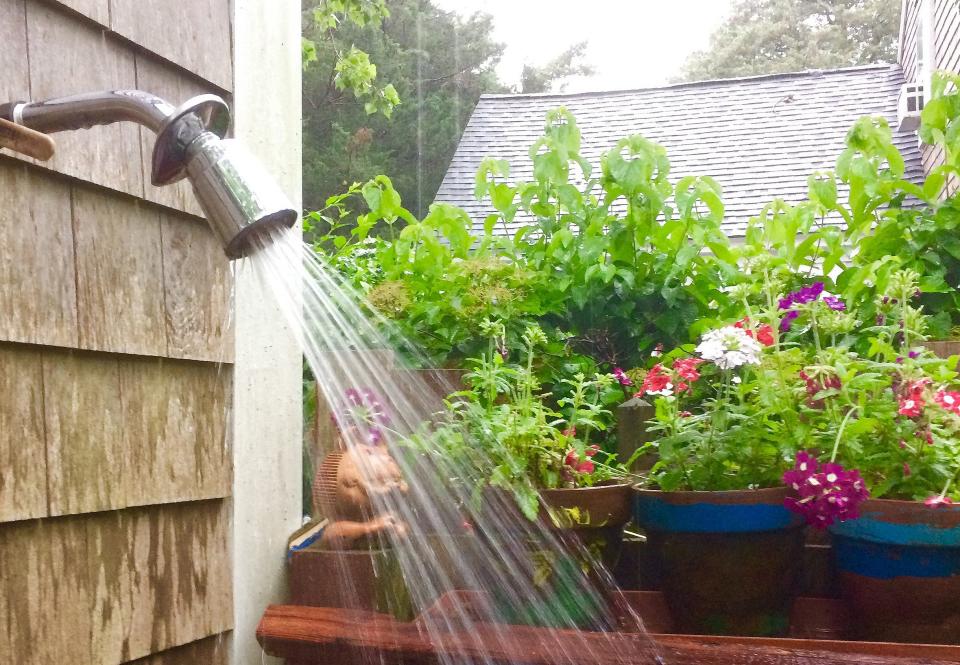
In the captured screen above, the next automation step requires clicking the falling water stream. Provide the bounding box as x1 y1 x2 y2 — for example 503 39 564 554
247 227 662 664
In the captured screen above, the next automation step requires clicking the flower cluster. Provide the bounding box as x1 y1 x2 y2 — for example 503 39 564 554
778 282 847 331
695 326 762 369
337 388 392 445
612 367 633 387
563 444 599 478
783 451 870 528
733 318 775 346
638 364 674 396
799 369 842 409
636 358 706 397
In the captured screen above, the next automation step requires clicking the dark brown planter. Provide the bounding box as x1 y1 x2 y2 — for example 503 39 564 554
634 486 804 637
540 483 633 570
829 498 960 644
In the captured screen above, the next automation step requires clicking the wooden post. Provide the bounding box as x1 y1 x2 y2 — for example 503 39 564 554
617 396 656 471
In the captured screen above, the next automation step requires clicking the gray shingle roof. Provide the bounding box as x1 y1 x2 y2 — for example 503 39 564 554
434 65 924 238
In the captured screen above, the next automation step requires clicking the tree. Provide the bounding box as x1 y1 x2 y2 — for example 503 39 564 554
679 0 901 82
302 1 593 220
520 42 595 93
303 1 506 218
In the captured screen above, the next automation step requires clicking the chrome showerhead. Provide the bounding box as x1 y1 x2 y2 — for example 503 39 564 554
184 132 297 259
0 90 296 259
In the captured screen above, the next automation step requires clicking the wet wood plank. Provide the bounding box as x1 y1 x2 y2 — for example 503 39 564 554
110 0 233 91
43 350 127 516
120 358 232 507
0 160 79 348
123 634 230 665
0 345 48 523
0 503 232 664
0 0 29 108
44 350 231 517
51 0 109 25
72 185 168 357
25 1 144 197
257 603 960 665
160 212 234 362
119 501 233 659
134 54 216 217
0 516 95 663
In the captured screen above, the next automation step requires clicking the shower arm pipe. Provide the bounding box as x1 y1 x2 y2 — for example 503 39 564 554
0 89 296 259
1 90 176 135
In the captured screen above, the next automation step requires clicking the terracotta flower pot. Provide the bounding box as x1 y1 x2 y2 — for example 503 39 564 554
829 498 960 644
634 485 804 637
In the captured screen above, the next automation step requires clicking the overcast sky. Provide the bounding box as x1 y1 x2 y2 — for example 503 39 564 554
432 0 734 92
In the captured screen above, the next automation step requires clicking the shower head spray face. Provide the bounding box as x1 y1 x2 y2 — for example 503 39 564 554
185 133 297 259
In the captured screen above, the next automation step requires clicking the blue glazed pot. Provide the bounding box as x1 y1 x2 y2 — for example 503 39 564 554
829 498 960 644
634 486 804 637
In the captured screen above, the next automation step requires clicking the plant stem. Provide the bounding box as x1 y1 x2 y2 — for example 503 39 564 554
830 407 858 463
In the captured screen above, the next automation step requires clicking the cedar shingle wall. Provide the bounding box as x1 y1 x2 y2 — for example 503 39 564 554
0 0 235 662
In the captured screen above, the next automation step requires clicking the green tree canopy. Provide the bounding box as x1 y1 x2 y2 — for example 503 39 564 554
302 0 593 219
303 1 505 216
679 0 901 82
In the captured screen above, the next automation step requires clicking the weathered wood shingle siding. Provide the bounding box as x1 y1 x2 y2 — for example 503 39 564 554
0 0 235 662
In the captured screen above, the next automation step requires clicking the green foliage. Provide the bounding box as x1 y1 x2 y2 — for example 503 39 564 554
310 107 735 442
679 0 900 82
302 0 507 217
302 1 398 117
399 322 631 520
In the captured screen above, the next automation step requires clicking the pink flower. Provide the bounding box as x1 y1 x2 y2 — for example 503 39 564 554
673 358 705 382
935 389 960 415
903 463 911 477
612 367 633 387
679 410 693 418
925 495 955 508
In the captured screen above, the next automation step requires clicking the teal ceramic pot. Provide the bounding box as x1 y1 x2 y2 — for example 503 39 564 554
829 498 960 644
634 486 804 637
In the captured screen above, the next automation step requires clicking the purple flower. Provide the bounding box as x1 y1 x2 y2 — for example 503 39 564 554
778 296 795 310
875 313 886 326
612 367 633 387
792 282 825 305
822 295 846 311
783 452 869 529
336 387 392 444
908 350 920 359
779 310 800 332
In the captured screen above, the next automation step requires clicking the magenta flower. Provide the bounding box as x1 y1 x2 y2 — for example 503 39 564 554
612 367 633 387
925 495 955 508
783 452 869 528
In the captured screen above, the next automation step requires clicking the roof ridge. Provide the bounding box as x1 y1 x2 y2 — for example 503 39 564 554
479 63 900 101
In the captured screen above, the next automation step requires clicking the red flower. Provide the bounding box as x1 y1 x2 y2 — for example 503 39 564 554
673 358 704 382
925 495 955 508
799 370 841 409
676 381 690 393
637 364 673 396
564 446 598 474
755 324 775 346
734 318 775 346
898 395 924 418
903 463 911 477
935 389 960 415
679 410 693 417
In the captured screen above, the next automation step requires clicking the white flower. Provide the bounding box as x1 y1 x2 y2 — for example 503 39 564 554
695 326 762 369
731 376 742 384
